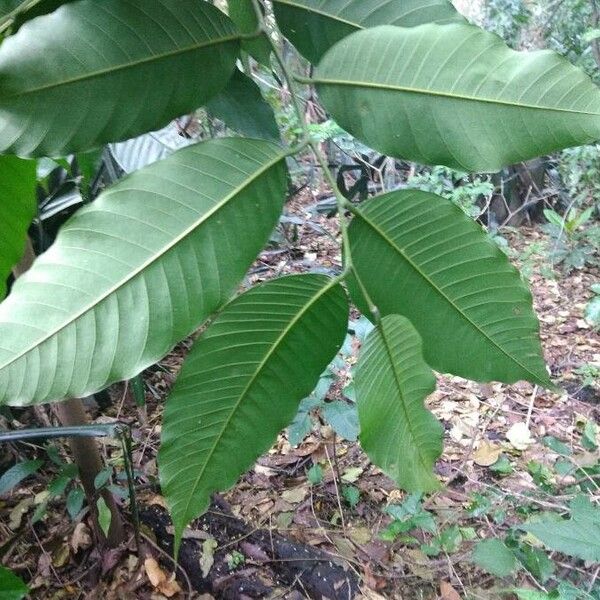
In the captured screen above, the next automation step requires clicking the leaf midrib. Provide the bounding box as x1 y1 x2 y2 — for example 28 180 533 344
377 319 434 477
312 77 600 117
180 277 339 522
0 33 240 99
0 151 285 372
354 207 547 385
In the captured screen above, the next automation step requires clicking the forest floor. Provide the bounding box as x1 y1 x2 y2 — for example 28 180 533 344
1 188 599 599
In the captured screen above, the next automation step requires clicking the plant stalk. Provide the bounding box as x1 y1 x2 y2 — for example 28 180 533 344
249 0 380 321
54 398 124 546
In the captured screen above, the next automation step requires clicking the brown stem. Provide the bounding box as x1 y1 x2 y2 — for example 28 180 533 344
55 398 124 547
13 236 124 547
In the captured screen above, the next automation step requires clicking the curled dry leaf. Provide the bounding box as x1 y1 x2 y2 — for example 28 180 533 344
144 557 181 598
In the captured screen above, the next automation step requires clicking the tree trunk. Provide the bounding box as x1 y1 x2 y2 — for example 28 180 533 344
55 399 124 547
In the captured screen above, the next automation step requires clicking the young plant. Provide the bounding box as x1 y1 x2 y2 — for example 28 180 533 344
0 0 597 557
543 206 600 271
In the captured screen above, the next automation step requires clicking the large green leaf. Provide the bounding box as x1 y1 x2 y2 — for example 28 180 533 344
159 274 349 551
355 315 442 492
0 156 36 299
207 69 280 141
314 23 600 172
0 138 288 406
273 0 463 64
348 190 552 387
0 0 240 157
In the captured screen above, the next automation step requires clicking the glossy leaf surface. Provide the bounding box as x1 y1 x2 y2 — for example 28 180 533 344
0 138 288 406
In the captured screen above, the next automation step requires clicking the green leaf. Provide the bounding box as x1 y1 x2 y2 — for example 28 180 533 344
348 190 552 387
472 538 518 577
542 435 572 456
307 464 323 484
513 590 556 600
66 486 84 519
518 545 555 584
0 565 28 600
0 156 36 300
0 0 240 157
94 467 112 490
159 274 349 554
586 296 600 326
0 459 42 494
272 0 463 64
521 495 600 562
355 314 442 492
228 0 272 65
322 400 359 441
96 497 111 538
313 23 600 172
342 485 360 507
207 69 280 141
0 138 288 406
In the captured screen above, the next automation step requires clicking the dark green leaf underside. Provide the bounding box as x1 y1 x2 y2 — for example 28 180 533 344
159 274 349 552
315 23 600 171
348 189 552 387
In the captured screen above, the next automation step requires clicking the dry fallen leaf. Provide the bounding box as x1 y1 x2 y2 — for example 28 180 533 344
473 441 502 467
144 557 181 598
199 538 217 578
145 557 165 587
506 422 534 450
281 486 308 504
440 580 462 600
71 522 92 552
52 543 70 568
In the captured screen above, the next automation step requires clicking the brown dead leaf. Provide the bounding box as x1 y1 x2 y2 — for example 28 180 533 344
71 522 92 552
9 498 33 529
145 557 165 587
473 441 502 467
440 580 462 600
159 576 181 598
360 589 388 600
349 526 371 546
281 487 307 504
148 495 168 509
144 557 181 597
